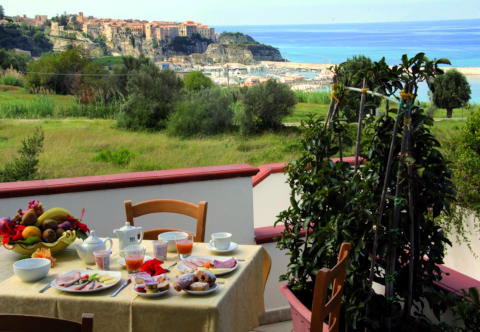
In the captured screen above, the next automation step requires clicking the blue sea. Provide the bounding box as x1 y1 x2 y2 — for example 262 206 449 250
215 20 480 103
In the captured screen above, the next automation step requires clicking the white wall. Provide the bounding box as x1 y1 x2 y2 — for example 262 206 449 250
253 172 290 228
0 177 256 245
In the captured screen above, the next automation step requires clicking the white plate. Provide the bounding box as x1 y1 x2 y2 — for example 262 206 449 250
51 270 121 293
184 282 219 295
133 286 170 297
206 242 239 253
177 256 238 276
117 255 152 267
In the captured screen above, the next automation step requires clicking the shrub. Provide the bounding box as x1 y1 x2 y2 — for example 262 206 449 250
0 128 44 182
0 74 23 87
94 148 135 166
58 99 121 119
167 88 233 137
242 80 296 131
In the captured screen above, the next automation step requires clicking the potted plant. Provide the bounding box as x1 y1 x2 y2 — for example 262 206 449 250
276 53 459 331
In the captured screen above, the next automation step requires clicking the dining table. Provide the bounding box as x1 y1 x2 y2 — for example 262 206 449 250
0 239 270 332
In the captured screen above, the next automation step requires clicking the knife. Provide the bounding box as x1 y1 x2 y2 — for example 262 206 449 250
110 279 131 297
39 282 52 293
165 261 177 272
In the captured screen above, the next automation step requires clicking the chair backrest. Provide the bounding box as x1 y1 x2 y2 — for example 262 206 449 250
310 242 352 332
0 313 93 332
124 199 207 242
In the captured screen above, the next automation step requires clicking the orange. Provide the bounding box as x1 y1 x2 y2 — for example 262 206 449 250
22 226 42 240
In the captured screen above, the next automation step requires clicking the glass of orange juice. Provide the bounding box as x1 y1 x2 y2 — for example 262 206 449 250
122 244 146 273
176 233 194 259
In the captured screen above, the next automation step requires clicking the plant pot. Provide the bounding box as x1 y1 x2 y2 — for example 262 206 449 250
280 283 323 332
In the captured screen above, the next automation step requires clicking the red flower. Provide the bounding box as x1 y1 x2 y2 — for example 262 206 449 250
140 258 167 276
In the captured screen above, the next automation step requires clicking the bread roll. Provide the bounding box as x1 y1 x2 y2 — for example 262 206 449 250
188 282 209 291
173 273 196 291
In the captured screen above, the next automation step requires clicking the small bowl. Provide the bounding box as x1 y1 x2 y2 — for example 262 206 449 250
158 232 188 252
13 258 51 282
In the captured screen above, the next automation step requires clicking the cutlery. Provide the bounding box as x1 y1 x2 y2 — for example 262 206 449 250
165 261 177 272
110 279 131 297
39 282 52 293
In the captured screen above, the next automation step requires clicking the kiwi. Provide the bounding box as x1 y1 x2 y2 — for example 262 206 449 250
42 219 58 230
56 227 65 238
42 229 57 243
21 209 37 226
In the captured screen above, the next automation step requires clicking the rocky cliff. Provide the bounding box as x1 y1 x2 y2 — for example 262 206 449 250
48 30 283 64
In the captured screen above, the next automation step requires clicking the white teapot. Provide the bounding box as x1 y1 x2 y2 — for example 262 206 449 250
74 230 113 265
113 222 144 252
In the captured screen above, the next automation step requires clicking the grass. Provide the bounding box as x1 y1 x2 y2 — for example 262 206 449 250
92 56 124 68
0 119 304 179
284 103 329 123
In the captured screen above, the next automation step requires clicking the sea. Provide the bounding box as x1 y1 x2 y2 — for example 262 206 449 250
215 19 480 103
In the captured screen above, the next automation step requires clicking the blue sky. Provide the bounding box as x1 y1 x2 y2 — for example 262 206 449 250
3 0 480 26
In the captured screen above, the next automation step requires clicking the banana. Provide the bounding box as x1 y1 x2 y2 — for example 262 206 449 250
36 207 72 227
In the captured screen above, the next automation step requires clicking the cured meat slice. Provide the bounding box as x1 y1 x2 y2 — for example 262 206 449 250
188 258 203 267
56 272 82 287
213 258 237 268
183 260 198 269
195 258 210 265
87 280 96 291
74 280 92 291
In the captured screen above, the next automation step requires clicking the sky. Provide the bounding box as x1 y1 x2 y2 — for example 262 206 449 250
3 0 480 26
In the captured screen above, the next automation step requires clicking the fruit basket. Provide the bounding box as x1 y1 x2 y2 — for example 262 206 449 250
1 200 89 257
3 230 77 256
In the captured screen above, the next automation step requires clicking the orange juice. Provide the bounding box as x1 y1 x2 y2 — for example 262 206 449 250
125 255 144 272
176 239 193 255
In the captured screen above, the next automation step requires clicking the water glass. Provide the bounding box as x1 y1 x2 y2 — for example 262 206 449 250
152 239 168 260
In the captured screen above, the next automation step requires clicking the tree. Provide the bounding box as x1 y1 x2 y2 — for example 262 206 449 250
433 69 471 118
334 55 382 122
117 59 183 130
0 5 4 20
0 48 31 71
183 71 213 92
242 80 296 131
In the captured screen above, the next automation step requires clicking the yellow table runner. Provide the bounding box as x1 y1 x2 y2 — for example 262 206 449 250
0 240 268 332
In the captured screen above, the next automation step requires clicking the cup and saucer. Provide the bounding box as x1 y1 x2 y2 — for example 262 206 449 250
206 232 238 253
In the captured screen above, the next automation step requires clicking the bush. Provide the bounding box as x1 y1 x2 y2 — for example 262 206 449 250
58 99 121 119
242 80 296 131
0 128 44 182
0 74 23 87
94 148 135 166
167 88 233 137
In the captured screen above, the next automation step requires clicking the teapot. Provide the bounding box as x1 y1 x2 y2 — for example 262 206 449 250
74 230 113 265
113 222 144 252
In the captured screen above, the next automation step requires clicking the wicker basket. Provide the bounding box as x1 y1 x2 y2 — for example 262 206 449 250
3 230 77 256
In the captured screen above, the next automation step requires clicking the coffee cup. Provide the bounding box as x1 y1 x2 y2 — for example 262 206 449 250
209 232 232 250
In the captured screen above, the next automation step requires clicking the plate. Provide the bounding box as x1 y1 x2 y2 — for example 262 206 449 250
133 287 170 297
206 242 239 253
117 255 152 267
184 282 219 295
51 270 121 293
177 256 238 276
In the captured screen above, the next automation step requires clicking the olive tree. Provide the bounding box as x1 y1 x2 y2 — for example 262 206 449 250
432 69 471 118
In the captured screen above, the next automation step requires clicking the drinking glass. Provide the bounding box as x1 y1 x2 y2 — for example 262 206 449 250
175 233 194 259
122 244 146 273
152 239 168 260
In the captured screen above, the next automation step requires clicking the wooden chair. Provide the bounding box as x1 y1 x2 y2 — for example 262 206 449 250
310 242 352 332
0 313 93 332
124 199 207 242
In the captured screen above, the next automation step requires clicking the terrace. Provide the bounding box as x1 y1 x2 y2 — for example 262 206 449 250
0 161 479 331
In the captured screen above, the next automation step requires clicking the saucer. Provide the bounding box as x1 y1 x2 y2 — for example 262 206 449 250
206 242 238 253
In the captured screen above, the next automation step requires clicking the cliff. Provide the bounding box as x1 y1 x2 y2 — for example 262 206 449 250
205 32 284 63
47 29 283 64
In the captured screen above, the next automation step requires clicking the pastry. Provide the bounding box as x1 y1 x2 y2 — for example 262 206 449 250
173 273 196 291
188 282 209 291
195 270 216 286
157 280 170 292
